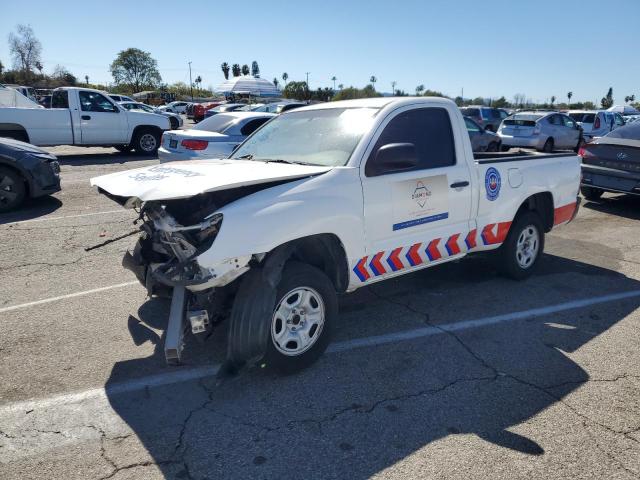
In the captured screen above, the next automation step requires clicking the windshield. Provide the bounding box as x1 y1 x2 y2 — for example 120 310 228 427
569 113 595 123
231 107 379 167
193 113 238 133
605 122 640 140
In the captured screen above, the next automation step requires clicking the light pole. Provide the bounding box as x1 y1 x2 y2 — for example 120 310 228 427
188 61 193 101
305 72 310 101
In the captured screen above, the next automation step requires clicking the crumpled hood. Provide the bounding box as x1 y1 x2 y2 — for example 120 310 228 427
90 159 333 201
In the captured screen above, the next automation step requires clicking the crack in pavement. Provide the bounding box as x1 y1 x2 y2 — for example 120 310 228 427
368 287 640 476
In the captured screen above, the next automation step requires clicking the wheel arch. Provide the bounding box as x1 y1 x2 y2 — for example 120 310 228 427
129 125 163 145
514 191 554 232
0 124 30 143
0 160 30 197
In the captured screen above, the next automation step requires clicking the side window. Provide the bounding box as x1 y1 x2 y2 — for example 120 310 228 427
615 114 624 126
465 117 481 133
240 118 270 136
548 115 562 125
366 108 456 177
51 90 69 109
79 91 118 113
491 109 502 119
562 116 576 128
499 110 509 119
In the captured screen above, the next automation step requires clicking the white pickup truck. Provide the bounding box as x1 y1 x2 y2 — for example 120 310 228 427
0 87 169 154
91 97 581 374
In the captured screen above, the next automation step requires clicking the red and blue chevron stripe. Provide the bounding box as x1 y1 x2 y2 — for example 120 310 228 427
405 243 423 266
353 257 370 282
369 251 387 276
425 239 442 261
386 247 404 271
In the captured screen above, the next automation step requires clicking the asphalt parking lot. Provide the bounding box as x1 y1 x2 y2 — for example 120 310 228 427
1 138 639 479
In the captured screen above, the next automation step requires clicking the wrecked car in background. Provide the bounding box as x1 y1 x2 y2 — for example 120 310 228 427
91 97 580 375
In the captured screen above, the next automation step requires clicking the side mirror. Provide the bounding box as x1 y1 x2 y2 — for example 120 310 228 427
367 143 418 177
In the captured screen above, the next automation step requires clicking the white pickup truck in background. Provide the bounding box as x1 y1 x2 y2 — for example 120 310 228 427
0 87 169 154
91 97 581 374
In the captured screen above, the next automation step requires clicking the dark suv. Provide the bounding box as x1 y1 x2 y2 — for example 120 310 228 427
460 106 508 132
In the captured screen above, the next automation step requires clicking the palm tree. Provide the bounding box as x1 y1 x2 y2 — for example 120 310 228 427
232 64 241 77
391 81 397 95
567 91 573 106
195 75 202 91
84 75 89 86
35 61 43 77
338 83 344 90
273 78 279 89
0 60 4 76
550 95 556 106
282 72 288 85
221 62 230 80
415 84 425 96
370 76 377 89
331 76 337 90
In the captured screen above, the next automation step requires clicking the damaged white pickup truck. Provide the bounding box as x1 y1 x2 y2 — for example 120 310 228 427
91 97 581 375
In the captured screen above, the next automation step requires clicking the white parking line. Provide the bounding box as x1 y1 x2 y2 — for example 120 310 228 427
0 281 139 314
5 209 128 225
1 288 638 414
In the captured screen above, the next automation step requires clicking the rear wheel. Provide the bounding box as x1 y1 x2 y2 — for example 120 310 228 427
132 129 160 155
541 138 554 153
497 212 545 280
264 262 337 374
0 167 26 212
581 186 603 201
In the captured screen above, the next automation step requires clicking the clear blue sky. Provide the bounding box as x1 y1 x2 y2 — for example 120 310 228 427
2 0 638 104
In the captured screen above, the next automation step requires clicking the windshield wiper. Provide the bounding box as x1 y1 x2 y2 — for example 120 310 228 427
264 159 312 166
235 154 254 160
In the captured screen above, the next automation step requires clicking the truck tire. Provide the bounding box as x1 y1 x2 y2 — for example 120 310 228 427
132 129 160 155
497 211 545 280
264 261 337 374
580 186 603 201
0 166 27 212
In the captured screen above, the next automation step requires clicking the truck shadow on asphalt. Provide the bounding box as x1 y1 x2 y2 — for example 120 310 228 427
104 243 640 479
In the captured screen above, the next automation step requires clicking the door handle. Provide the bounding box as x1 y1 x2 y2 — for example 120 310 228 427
450 181 469 189
81 115 91 120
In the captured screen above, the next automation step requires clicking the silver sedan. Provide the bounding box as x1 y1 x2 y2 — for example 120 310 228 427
498 111 582 152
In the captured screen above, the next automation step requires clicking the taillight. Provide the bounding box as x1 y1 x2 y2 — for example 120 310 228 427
578 147 586 157
594 116 601 129
181 139 208 150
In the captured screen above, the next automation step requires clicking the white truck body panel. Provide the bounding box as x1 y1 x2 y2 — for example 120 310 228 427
0 87 169 147
92 97 580 292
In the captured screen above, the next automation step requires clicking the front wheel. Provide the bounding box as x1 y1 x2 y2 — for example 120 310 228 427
0 166 27 212
581 186 603 201
264 262 337 374
541 138 554 153
497 212 545 280
169 117 179 130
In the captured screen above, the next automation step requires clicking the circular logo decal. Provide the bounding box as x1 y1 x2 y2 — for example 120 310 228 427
485 167 501 201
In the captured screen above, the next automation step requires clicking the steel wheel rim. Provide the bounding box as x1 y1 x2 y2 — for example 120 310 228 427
271 287 325 356
140 133 157 151
0 174 17 206
516 224 539 269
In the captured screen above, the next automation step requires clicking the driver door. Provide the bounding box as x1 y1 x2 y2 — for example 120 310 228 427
78 91 127 144
358 106 473 282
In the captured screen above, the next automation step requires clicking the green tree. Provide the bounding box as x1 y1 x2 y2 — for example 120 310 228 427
221 62 230 80
332 84 381 101
493 96 509 108
282 81 309 100
584 101 596 110
415 84 425 96
251 61 260 77
84 75 89 85
35 61 43 76
338 83 344 90
232 63 241 77
273 78 279 89
282 72 288 85
331 76 337 90
550 95 556 106
624 94 635 104
52 64 77 85
601 87 614 109
369 76 377 89
423 89 446 98
0 60 3 76
567 91 573 106
472 96 485 105
8 24 42 77
109 48 161 92
195 75 202 91
241 64 250 76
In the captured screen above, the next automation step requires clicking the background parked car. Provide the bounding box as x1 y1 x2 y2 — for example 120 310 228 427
203 103 246 119
193 101 225 122
118 101 184 129
464 117 501 152
107 94 134 102
498 111 582 152
460 106 507 131
567 110 624 140
38 95 51 108
158 112 275 162
158 101 189 114
579 120 640 200
0 137 61 211
185 102 196 119
252 101 307 113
